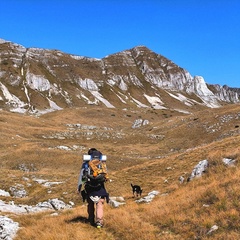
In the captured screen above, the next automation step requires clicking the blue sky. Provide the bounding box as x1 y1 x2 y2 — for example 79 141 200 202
1 0 240 87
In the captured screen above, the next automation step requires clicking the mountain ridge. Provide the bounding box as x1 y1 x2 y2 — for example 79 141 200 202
0 38 239 115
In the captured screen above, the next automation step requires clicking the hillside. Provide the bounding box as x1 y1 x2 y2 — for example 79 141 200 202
0 102 240 239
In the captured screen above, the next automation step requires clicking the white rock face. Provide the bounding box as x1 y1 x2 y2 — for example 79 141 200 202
0 82 27 112
26 72 51 91
213 84 239 103
191 76 220 108
188 76 214 96
78 78 99 91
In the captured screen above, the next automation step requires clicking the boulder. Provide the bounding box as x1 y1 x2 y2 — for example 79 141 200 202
188 159 209 181
0 216 19 240
109 196 125 208
222 158 236 167
0 190 10 197
135 190 160 203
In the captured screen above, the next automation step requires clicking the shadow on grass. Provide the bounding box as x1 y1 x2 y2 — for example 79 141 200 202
65 216 89 224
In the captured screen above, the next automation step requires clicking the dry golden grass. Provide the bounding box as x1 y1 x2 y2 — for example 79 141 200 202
14 207 115 240
1 104 240 239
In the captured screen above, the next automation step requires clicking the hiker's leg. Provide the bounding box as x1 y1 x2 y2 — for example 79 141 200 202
87 197 95 224
96 198 104 225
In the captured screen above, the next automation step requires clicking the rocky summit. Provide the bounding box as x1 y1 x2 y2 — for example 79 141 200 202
0 38 239 115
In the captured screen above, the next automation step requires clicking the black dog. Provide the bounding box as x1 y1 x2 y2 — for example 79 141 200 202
131 183 143 197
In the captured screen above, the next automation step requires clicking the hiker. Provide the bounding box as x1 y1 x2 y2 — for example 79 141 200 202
77 148 109 228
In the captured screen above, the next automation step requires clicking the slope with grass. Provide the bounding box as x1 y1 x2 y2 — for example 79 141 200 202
0 103 240 239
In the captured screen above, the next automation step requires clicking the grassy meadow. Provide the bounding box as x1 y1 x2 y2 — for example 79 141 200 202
0 105 240 239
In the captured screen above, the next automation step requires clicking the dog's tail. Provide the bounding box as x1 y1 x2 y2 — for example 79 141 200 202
131 183 133 188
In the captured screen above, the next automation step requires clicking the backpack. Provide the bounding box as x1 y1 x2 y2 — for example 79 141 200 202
82 149 108 188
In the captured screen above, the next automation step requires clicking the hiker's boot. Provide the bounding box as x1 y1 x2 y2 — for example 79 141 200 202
96 221 103 229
